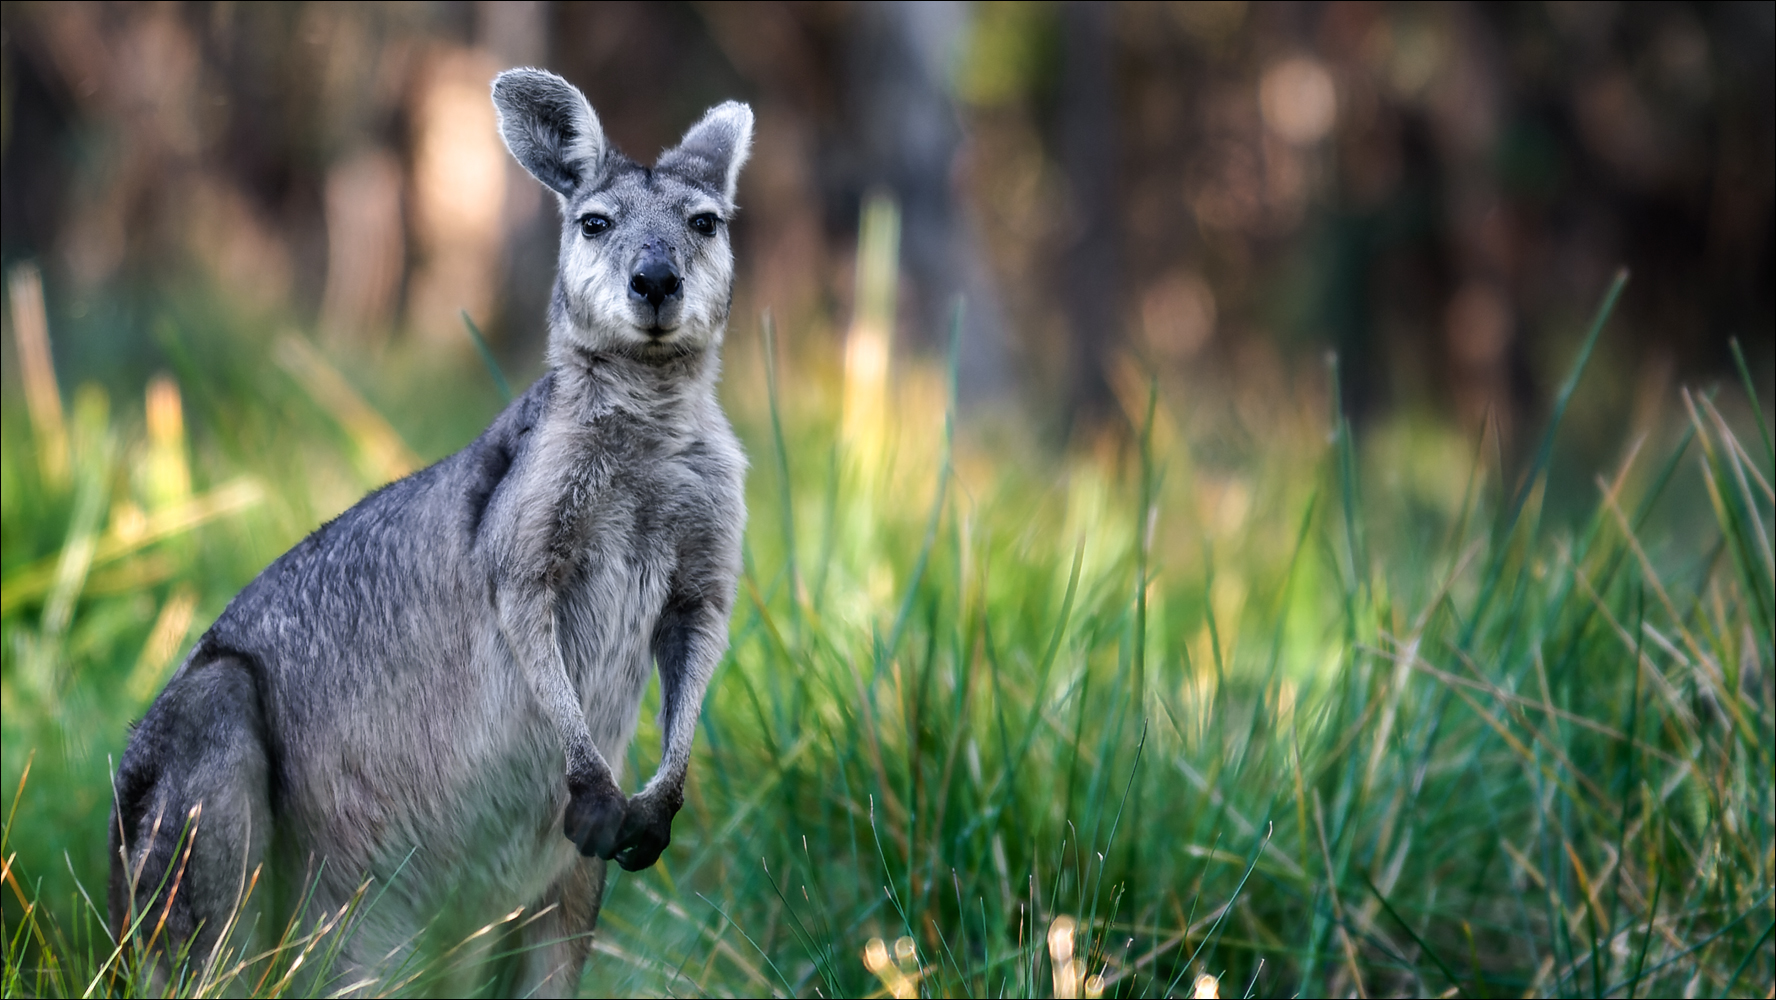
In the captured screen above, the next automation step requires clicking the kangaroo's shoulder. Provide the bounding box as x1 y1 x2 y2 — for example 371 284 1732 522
315 372 558 540
203 377 555 636
456 371 556 536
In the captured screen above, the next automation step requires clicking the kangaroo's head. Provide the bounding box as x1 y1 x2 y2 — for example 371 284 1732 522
493 69 752 364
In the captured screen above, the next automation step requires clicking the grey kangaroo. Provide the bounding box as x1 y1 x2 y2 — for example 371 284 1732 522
109 69 750 993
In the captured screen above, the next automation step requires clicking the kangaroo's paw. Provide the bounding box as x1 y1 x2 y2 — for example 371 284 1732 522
564 776 628 859
611 788 682 871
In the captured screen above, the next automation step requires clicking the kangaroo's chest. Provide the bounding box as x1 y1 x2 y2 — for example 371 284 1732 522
537 433 711 724
553 465 683 665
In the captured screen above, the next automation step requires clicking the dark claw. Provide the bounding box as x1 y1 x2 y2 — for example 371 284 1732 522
613 832 667 871
610 790 681 871
563 779 628 859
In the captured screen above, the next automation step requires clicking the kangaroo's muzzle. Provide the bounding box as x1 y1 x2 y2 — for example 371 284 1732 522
629 251 683 332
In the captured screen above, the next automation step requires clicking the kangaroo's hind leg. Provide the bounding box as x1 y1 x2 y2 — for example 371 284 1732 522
509 856 607 997
109 652 274 981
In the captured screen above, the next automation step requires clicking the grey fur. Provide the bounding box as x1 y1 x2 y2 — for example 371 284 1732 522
109 69 751 994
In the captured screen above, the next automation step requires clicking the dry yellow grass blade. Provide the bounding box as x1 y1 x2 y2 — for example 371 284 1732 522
126 587 199 704
8 262 69 488
1312 790 1368 1000
274 333 418 483
841 191 898 478
1 479 264 614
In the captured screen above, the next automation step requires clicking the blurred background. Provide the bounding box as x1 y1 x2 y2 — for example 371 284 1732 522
2 0 1772 448
3 8 1772 992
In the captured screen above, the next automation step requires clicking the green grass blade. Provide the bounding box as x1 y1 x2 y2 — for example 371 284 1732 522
1719 919 1774 1000
698 891 795 998
459 310 512 404
1361 867 1468 997
1465 268 1629 648
1729 337 1774 474
1509 268 1629 524
760 312 801 637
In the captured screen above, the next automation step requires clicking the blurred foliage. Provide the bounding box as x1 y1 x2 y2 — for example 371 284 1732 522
1 1 1769 442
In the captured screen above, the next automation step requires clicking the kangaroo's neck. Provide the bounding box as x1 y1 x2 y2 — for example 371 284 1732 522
546 342 721 438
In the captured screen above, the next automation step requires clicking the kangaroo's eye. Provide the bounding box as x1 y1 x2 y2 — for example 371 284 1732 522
689 213 720 236
580 215 612 238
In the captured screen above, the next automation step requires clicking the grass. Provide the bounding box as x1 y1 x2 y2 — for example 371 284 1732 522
2 258 1771 997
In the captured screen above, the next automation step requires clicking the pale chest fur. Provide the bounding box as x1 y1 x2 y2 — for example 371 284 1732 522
493 367 743 755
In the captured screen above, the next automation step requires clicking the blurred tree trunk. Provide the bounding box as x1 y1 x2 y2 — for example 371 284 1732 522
1059 0 1120 432
847 1 1009 402
1428 3 1531 454
479 0 554 364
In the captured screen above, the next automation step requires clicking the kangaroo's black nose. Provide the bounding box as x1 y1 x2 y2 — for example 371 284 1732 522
630 259 682 310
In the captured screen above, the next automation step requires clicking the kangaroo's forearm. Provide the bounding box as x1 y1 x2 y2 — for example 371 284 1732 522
497 586 615 790
647 593 732 793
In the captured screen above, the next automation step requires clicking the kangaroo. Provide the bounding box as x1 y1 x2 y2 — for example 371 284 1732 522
108 68 751 994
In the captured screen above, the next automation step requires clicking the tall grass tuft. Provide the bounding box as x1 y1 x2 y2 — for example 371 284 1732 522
3 254 1771 996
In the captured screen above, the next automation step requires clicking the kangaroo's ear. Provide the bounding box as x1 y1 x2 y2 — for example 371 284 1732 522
658 101 754 204
492 68 606 197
